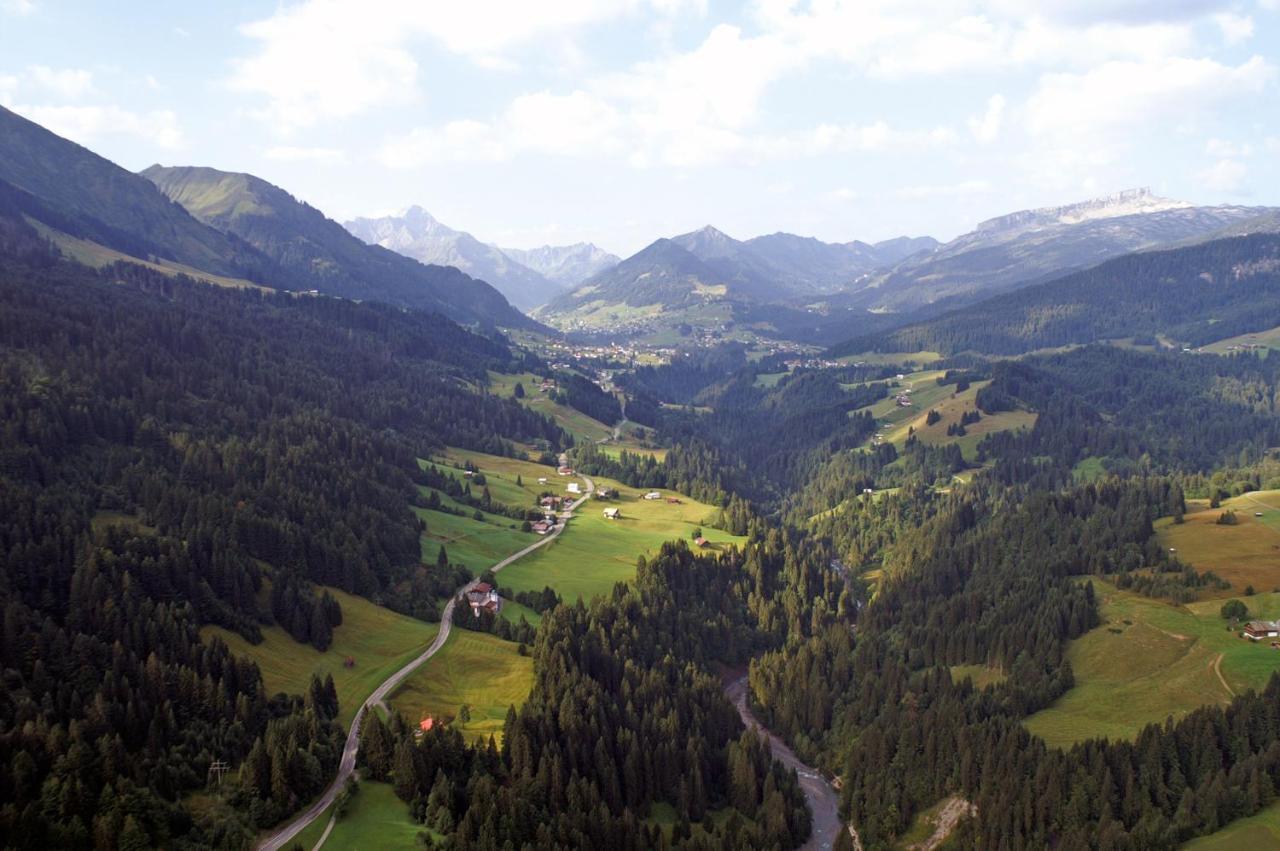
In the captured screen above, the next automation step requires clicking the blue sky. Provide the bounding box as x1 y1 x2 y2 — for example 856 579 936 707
2 0 1277 256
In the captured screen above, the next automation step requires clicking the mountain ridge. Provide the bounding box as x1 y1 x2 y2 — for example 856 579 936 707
143 166 535 329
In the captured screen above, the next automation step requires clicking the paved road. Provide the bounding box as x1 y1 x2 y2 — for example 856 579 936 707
256 472 595 851
725 675 842 851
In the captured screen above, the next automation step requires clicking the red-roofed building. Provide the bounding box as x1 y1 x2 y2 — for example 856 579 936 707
465 584 501 617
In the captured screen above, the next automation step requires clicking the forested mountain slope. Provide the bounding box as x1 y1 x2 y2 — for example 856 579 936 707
0 216 561 847
834 232 1280 356
142 166 535 329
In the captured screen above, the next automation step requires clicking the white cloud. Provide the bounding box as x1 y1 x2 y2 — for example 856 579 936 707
897 179 993 199
1213 12 1254 42
26 65 93 98
1026 55 1274 140
229 8 418 131
264 145 348 165
379 120 510 167
228 0 701 129
504 90 625 156
9 103 184 149
1205 137 1252 157
1 0 34 15
967 94 1005 143
1198 157 1248 191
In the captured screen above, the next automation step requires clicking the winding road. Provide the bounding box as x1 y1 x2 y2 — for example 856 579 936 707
725 675 843 851
256 472 595 851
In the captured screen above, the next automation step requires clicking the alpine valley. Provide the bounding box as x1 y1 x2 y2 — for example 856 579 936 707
7 48 1280 851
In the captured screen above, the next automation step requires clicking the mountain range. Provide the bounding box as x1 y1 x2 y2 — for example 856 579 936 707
0 104 531 330
344 206 617 309
540 188 1278 343
840 188 1272 313
543 225 937 318
832 231 1280 357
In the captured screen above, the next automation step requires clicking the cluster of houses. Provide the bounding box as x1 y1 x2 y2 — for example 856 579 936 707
465 582 501 617
781 357 842 371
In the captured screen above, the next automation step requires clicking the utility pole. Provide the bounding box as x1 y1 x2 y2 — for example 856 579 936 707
208 759 230 786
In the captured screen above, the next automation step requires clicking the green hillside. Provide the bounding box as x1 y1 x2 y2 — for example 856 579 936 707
142 165 534 329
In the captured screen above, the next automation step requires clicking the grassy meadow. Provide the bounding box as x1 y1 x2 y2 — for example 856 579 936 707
314 781 429 850
835 350 943 367
949 664 1008 691
860 373 1037 461
496 476 746 602
414 448 573 574
1183 800 1280 849
203 586 438 728
488 370 614 442
1023 580 1280 749
1156 491 1280 596
388 629 534 744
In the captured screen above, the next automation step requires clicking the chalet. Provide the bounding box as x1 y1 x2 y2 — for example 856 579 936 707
464 470 474 478
666 497 682 504
896 394 913 407
566 482 581 494
540 496 562 508
694 536 708 547
595 488 614 499
466 583 501 617
603 507 621 520
644 491 662 500
531 520 552 535
1244 620 1280 640
557 466 574 476
537 477 548 485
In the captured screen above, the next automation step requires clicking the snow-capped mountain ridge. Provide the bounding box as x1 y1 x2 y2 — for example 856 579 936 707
976 188 1192 236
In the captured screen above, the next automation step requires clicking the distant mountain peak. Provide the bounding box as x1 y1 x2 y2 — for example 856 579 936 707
977 188 1192 235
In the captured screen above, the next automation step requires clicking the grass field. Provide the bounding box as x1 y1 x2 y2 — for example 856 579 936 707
1072 456 1108 483
864 375 1037 461
754 371 787 388
1023 580 1280 749
204 586 438 728
950 664 1008 690
836 350 943 367
1200 325 1280 356
415 506 538 577
498 477 746 602
1183 800 1280 848
316 781 428 850
388 628 533 743
415 448 572 574
488 371 614 442
35 222 268 291
1156 491 1280 596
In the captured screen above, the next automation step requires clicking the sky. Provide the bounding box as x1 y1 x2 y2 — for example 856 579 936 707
1 0 1278 256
